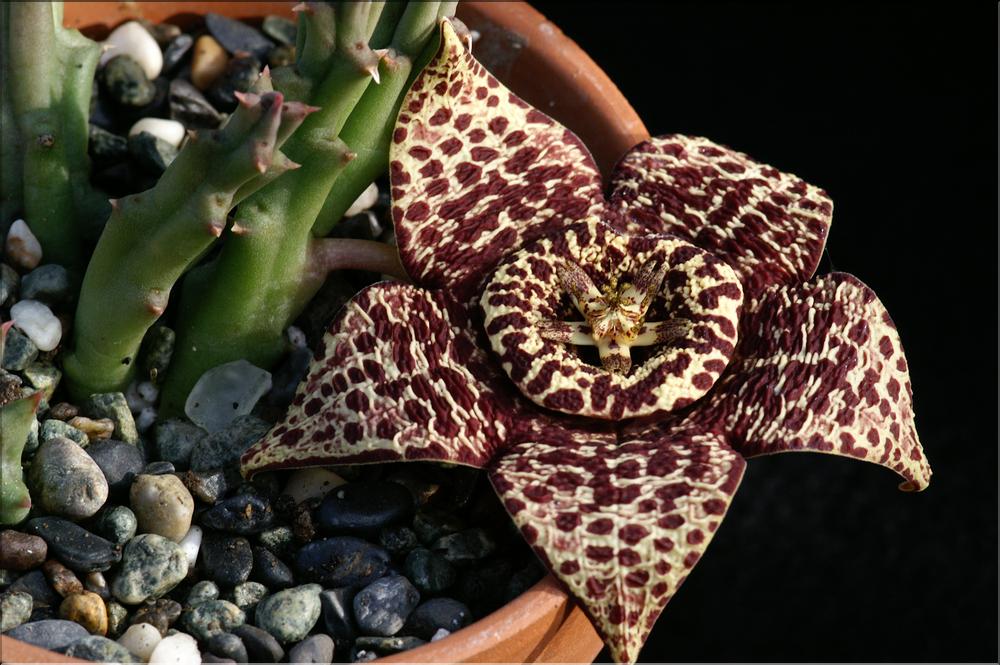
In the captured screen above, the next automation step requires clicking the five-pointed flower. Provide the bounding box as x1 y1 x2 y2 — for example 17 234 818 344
242 22 931 664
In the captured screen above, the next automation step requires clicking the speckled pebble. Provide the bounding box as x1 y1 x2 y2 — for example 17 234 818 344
0 590 33 631
186 580 220 607
353 575 420 637
288 633 334 664
182 598 245 641
403 548 456 595
2 325 39 370
82 392 138 444
189 414 269 472
27 437 109 519
94 505 138 545
111 534 188 604
4 618 89 651
40 418 89 447
65 634 139 663
155 419 206 471
254 583 321 643
106 600 129 638
230 581 268 615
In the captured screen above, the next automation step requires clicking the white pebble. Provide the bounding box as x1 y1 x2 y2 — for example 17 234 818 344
137 381 160 404
118 622 163 661
100 21 163 79
129 118 186 149
136 406 158 433
10 299 61 351
148 632 201 664
185 359 272 433
178 525 202 568
431 628 451 642
344 181 379 216
5 219 42 271
286 326 307 349
282 468 347 504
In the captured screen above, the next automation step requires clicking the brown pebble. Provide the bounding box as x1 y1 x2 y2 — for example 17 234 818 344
47 402 79 421
191 35 228 90
68 416 115 441
59 591 108 635
0 530 47 571
84 571 110 601
292 499 318 543
130 598 182 636
42 559 83 597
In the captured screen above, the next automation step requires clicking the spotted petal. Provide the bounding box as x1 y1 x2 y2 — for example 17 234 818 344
609 135 833 301
681 272 931 489
241 282 519 475
390 21 606 301
490 426 745 664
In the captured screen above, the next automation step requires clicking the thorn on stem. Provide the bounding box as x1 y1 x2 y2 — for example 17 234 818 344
230 222 251 236
291 2 313 15
206 221 225 237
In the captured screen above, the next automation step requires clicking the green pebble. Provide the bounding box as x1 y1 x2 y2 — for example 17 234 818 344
0 590 33 631
140 325 175 384
66 635 139 663
23 417 40 455
83 392 138 444
111 534 188 604
2 327 38 371
254 584 321 643
40 419 88 447
22 362 61 400
0 263 18 306
94 505 137 545
257 526 294 557
106 601 129 637
185 580 220 607
154 418 206 470
230 581 268 613
100 55 156 106
182 599 245 641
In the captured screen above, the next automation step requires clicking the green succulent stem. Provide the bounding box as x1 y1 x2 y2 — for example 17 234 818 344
64 91 310 399
0 1 107 265
159 3 449 413
1 324 41 525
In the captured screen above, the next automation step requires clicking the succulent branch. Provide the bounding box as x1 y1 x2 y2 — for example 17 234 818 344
159 2 451 413
1 323 41 525
0 2 109 266
63 90 311 399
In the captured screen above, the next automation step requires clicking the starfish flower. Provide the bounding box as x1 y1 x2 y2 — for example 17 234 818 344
242 22 931 664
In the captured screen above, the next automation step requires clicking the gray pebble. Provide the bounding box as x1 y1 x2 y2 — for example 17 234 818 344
254 583 321 643
232 623 284 662
404 597 471 640
27 437 109 519
190 414 269 472
256 526 294 558
403 548 456 595
22 362 61 398
0 590 33 631
431 528 497 564
9 570 59 608
207 632 248 663
169 78 223 129
4 618 89 651
87 440 145 498
186 580 220 607
93 505 138 545
354 636 426 655
261 15 296 46
111 534 188 604
129 131 178 175
182 598 245 641
162 34 194 74
353 575 420 637
82 392 138 444
200 494 274 535
179 468 228 504
65 635 139 663
88 124 129 162
200 532 253 587
205 13 274 60
25 518 120 573
0 263 18 306
2 326 38 371
20 265 73 306
318 588 356 641
288 633 334 664
155 419 206 470
40 418 89 447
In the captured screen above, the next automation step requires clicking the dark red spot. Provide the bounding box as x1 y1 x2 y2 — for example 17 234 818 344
619 524 649 545
559 560 580 575
488 117 509 134
586 518 614 535
392 127 407 144
428 107 452 126
408 145 431 161
439 137 462 155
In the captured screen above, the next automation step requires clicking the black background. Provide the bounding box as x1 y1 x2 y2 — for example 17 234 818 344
530 2 996 662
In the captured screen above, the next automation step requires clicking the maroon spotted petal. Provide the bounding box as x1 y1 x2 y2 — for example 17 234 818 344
490 425 745 664
390 21 606 301
609 135 833 301
241 282 519 474
680 272 931 489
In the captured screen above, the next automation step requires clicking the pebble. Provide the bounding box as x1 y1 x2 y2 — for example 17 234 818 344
0 530 47 570
136 407 158 433
353 575 420 637
23 362 60 399
232 624 284 663
162 34 194 74
0 590 33 631
266 345 311 409
431 627 450 641
143 461 175 475
352 647 378 662
5 220 42 271
9 570 60 608
317 480 414 535
69 416 116 441
25 518 120 573
318 588 356 641
106 600 128 637
100 55 157 107
40 418 89 447
413 508 465 545
130 473 195 542
457 559 513 615
202 654 237 664
83 392 139 445
0 262 19 305
1 326 38 370
403 548 456 595
354 636 426 655
20 265 72 306
10 299 61 351
131 598 182 635
191 35 229 91
205 13 275 60
257 526 294 557
65 634 138 663
138 19 181 47
27 437 109 519
206 53 261 111
200 494 274 535
267 44 295 69
87 439 146 498
89 124 129 163
94 505 138 545
59 590 108 635
254 583 321 643
0 368 22 404
207 632 248 663
250 545 293 589
139 325 175 383
84 571 111 601
148 632 201 664
186 361 272 434
295 537 389 588
186 580 220 606
100 21 163 79
129 131 178 175
179 525 203 568
261 15 297 46
6 618 89 651
190 414 270 471
137 380 158 403
42 559 84 597
230 581 268 616
288 634 334 664
112 534 189 604
379 525 420 558
431 528 497 564
200 532 253 587
405 598 471 640
128 117 186 149
180 468 228 504
345 182 380 217
182 598 245 641
281 468 346 505
168 78 223 129
117 622 162 660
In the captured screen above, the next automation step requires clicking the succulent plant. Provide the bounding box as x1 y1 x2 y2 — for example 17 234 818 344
157 2 454 413
63 86 313 399
0 322 41 525
0 2 109 267
241 22 931 664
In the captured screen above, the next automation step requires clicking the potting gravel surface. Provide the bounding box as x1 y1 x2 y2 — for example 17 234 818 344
0 14 544 664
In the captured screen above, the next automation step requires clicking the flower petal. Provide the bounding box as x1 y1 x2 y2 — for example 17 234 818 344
683 272 931 490
490 425 745 664
241 282 518 475
609 135 833 300
390 20 605 300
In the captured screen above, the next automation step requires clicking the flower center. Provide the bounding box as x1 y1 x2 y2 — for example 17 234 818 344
538 259 685 375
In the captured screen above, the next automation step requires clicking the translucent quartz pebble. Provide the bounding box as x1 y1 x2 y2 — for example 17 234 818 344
100 21 164 80
11 299 62 351
185 360 272 433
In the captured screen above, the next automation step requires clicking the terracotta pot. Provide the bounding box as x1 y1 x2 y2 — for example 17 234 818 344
2 3 649 663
